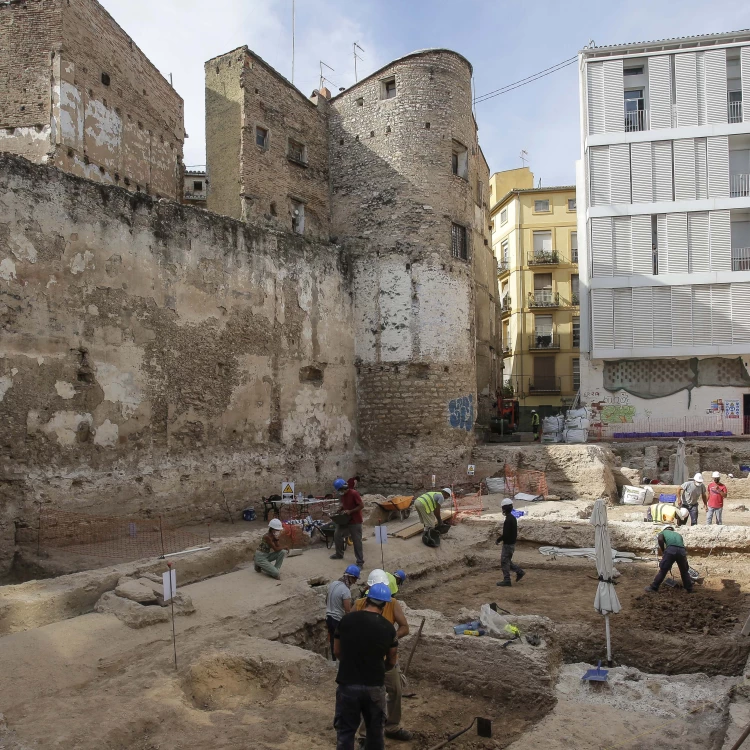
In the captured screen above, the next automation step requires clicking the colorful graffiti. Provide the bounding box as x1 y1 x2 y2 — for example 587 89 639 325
449 394 474 431
598 404 637 424
726 399 741 419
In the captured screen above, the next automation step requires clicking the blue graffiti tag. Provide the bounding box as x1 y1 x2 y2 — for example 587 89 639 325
448 394 474 431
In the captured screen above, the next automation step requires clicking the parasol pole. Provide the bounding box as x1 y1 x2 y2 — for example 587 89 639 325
605 613 612 666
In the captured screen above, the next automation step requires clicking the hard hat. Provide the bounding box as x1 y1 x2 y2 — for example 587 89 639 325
712 471 721 478
664 525 674 531
333 478 348 491
394 569 406 582
367 582 392 603
693 473 704 483
531 409 536 413
268 518 283 531
441 487 452 495
501 498 513 508
367 569 389 587
344 565 361 579
677 507 689 520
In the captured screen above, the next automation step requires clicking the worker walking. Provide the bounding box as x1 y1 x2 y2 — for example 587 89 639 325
354 570 412 743
677 472 707 526
414 488 451 547
326 565 361 661
333 582 399 750
331 477 366 567
496 498 525 587
644 525 694 594
645 503 689 526
254 519 289 579
706 471 727 525
531 410 540 441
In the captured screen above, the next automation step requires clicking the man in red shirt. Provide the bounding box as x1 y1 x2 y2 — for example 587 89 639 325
331 477 365 566
706 471 727 526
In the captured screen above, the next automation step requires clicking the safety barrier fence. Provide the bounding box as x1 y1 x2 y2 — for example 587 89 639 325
589 415 741 441
504 467 549 499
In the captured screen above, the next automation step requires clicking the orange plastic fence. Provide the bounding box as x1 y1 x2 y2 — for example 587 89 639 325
451 487 485 523
504 466 549 499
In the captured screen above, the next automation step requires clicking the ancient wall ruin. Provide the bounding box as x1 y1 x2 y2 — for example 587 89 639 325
0 154 356 576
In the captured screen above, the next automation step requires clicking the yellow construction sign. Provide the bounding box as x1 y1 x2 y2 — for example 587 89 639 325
282 481 295 501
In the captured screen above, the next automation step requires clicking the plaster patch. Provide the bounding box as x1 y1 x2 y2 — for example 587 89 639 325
87 304 99 316
95 363 142 417
0 258 17 282
93 418 119 447
41 411 92 447
47 276 57 288
282 387 352 448
70 251 94 275
0 376 13 401
10 234 38 264
55 380 76 399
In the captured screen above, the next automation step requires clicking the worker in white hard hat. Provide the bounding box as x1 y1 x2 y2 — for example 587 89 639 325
495 499 525 587
706 471 727 525
677 472 707 526
353 569 412 743
254 518 290 579
413 487 452 546
531 409 540 441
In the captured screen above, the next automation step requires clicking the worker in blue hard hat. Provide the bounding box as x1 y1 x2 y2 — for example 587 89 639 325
331 477 365 567
334 582 399 750
386 569 406 596
326 564 361 661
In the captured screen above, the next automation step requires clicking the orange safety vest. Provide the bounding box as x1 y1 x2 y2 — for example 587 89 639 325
354 597 396 624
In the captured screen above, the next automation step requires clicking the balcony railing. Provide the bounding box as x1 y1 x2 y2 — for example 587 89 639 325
572 292 580 305
528 251 561 266
502 343 512 355
729 98 743 124
529 333 560 350
529 290 559 308
732 247 750 271
571 249 578 263
731 173 750 198
529 377 561 394
498 260 511 275
501 296 512 315
624 109 646 132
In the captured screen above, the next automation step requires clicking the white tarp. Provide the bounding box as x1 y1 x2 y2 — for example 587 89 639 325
539 546 635 566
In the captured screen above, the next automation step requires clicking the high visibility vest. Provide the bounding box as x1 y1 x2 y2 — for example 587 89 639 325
386 572 399 595
354 597 396 624
416 491 442 514
661 529 685 549
650 503 677 523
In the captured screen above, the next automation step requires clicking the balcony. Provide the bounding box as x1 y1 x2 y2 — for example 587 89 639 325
498 260 511 276
729 97 743 124
502 343 512 355
501 296 512 316
571 249 579 264
731 174 750 198
529 377 561 394
528 290 560 308
624 109 646 132
572 292 580 305
528 251 561 266
732 247 750 271
529 332 560 350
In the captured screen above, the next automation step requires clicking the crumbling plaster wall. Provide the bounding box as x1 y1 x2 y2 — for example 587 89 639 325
0 155 356 576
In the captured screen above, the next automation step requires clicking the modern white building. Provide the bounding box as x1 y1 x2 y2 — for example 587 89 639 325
577 30 750 438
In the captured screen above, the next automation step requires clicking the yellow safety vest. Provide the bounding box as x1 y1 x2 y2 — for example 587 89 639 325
416 491 442 514
650 503 677 523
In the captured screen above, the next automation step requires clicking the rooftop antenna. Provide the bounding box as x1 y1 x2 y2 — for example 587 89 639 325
520 149 529 167
353 42 365 83
291 0 296 84
319 60 334 91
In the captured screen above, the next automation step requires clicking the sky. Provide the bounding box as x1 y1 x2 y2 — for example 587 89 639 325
100 0 750 187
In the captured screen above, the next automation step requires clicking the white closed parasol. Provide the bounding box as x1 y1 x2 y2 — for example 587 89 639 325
590 499 621 665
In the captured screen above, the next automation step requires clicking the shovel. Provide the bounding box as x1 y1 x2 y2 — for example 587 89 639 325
581 660 608 683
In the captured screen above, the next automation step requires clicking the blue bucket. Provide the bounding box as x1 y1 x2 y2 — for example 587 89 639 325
242 508 257 522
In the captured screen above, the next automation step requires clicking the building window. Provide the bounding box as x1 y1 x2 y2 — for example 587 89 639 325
382 76 397 99
623 66 644 76
624 89 645 131
288 137 306 164
532 230 554 263
571 231 578 263
256 126 269 149
451 223 468 260
568 198 576 211
475 178 483 206
500 239 509 269
572 358 581 391
500 208 508 225
534 199 550 212
193 181 203 191
571 274 579 305
573 317 580 348
101 72 110 86
291 200 305 235
451 140 468 179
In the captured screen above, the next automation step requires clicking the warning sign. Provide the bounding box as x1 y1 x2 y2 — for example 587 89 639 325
467 465 475 476
282 481 295 501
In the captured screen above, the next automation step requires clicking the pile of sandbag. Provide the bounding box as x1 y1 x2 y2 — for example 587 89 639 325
563 407 590 443
541 414 565 443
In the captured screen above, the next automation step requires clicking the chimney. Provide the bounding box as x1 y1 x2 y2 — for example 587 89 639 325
319 86 332 100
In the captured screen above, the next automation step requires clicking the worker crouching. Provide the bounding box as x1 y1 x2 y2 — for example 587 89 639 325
645 525 694 594
254 519 289 579
414 488 452 547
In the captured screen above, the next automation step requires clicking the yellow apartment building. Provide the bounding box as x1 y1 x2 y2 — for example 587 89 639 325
489 167 579 412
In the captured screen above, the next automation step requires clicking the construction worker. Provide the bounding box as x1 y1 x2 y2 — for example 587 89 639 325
707 471 727 525
254 518 290 579
333 582 398 750
531 409 540 441
644 525 694 594
414 488 451 546
677 472 707 526
386 569 406 596
331 477 365 567
354 570 412 743
326 565 361 661
496 498 525 587
645 503 689 526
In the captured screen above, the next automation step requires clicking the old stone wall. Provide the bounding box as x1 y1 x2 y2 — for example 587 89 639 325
0 0 184 199
0 154 356 576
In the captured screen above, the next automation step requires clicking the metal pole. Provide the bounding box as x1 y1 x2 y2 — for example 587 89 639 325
605 613 612 665
159 515 165 558
291 0 295 85
37 498 43 556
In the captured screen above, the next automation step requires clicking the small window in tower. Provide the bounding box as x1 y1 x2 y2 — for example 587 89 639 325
623 66 644 76
256 126 268 149
291 200 305 235
381 76 396 99
451 223 469 260
500 208 508 225
193 181 203 191
451 140 468 180
568 198 576 211
288 137 306 165
101 72 110 86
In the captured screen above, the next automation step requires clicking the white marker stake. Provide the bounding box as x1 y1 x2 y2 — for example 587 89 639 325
376 524 387 569
164 563 178 670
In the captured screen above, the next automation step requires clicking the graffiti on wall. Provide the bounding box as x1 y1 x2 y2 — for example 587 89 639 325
598 404 637 424
726 399 741 419
449 394 474 431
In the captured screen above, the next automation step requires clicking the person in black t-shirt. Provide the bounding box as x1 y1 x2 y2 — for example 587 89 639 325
333 583 398 750
495 498 525 587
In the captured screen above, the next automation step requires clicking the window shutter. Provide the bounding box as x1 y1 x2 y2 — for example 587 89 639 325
688 212 710 273
613 288 633 348
648 55 673 129
695 52 707 126
630 142 653 203
589 146 611 206
692 285 712 346
652 142 674 202
657 214 668 273
731 283 750 344
711 284 732 344
743 47 750 124
632 287 654 346
587 62 605 135
631 215 653 274
666 213 688 274
591 288 614 350
694 138 708 199
609 144 631 204
704 49 728 124
673 139 696 201
590 217 613 277
652 286 672 346
674 53 698 127
613 216 633 275
707 136 730 198
671 285 693 346
709 209 731 271
603 59 624 132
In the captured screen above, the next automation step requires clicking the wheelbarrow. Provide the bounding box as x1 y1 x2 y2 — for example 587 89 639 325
375 495 414 522
319 513 350 551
